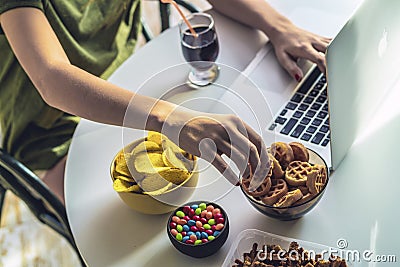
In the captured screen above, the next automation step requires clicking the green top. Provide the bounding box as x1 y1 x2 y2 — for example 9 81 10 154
0 0 141 170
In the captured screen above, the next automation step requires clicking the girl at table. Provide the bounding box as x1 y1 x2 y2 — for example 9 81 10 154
0 0 330 203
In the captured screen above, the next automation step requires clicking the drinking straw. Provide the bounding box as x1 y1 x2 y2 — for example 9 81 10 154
161 0 198 37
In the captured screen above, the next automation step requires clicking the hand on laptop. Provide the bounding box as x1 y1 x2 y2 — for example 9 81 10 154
208 0 331 82
267 22 331 82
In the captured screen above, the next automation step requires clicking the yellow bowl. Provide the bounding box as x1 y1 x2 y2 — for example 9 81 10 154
110 138 199 215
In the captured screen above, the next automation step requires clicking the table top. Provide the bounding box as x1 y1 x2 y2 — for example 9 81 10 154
65 2 400 266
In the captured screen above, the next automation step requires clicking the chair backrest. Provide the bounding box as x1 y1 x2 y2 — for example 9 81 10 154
0 148 86 266
142 0 200 42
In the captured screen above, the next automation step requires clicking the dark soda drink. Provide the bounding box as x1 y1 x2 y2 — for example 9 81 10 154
181 26 219 71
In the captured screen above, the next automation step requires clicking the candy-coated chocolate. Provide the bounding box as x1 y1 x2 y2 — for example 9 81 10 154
213 230 220 237
200 210 207 218
176 233 183 241
170 229 178 236
216 217 225 224
182 206 191 214
195 232 201 240
205 229 213 236
206 205 214 212
190 204 198 210
198 227 205 232
195 208 202 215
195 221 202 228
194 240 202 245
201 238 208 243
181 231 187 237
182 236 190 243
200 218 208 224
183 215 191 221
187 231 194 236
192 215 200 221
203 224 211 230
200 232 208 239
190 226 198 232
169 222 177 229
213 213 223 220
189 234 197 241
178 219 187 225
183 225 190 232
176 225 183 232
206 211 213 219
188 209 195 217
176 211 185 218
172 216 180 223
208 235 215 241
211 225 217 231
215 223 224 231
187 220 196 226
199 203 207 211
208 219 216 225
212 208 221 216
186 239 194 245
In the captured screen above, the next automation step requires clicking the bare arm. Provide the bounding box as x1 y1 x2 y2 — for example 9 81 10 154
208 0 331 80
0 7 167 131
0 7 270 186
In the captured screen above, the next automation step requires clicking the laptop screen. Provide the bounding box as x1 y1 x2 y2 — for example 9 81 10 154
326 0 400 170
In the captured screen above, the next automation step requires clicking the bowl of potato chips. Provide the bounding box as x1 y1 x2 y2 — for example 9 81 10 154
110 131 199 214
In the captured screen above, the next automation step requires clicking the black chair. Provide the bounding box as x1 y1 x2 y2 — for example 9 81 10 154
0 148 87 267
141 0 201 42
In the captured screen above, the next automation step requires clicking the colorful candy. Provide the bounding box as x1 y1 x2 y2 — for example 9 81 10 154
169 202 226 246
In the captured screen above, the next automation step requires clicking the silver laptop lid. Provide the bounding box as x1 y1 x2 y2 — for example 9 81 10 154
326 0 400 170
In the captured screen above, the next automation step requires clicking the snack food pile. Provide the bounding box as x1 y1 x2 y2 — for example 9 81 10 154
169 202 226 245
112 131 196 195
232 242 348 267
242 142 327 208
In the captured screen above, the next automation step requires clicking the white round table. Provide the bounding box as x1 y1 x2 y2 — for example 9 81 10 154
65 2 399 266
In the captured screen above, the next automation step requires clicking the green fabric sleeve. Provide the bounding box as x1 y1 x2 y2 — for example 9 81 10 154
0 0 44 14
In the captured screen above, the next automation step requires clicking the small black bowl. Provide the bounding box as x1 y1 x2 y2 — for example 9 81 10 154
167 201 229 258
241 149 329 221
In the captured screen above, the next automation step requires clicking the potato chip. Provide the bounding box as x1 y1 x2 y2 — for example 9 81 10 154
114 151 127 165
157 167 190 185
134 152 167 173
113 171 135 182
162 148 194 171
113 178 142 193
161 138 186 154
131 140 161 155
142 182 173 196
139 173 170 192
147 131 164 145
114 160 132 177
162 147 187 170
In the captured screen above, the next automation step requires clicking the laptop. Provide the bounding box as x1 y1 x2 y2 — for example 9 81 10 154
210 0 400 174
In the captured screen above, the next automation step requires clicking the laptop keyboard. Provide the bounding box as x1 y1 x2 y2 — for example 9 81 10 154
268 67 330 147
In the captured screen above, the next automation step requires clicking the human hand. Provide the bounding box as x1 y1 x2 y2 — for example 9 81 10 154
160 109 270 187
268 21 331 81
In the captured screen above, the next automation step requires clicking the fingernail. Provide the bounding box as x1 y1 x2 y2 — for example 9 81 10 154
295 74 301 82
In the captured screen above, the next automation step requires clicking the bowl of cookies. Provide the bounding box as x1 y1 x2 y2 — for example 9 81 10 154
240 142 328 220
110 131 199 214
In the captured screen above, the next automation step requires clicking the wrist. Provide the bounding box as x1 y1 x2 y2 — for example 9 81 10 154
262 16 293 42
